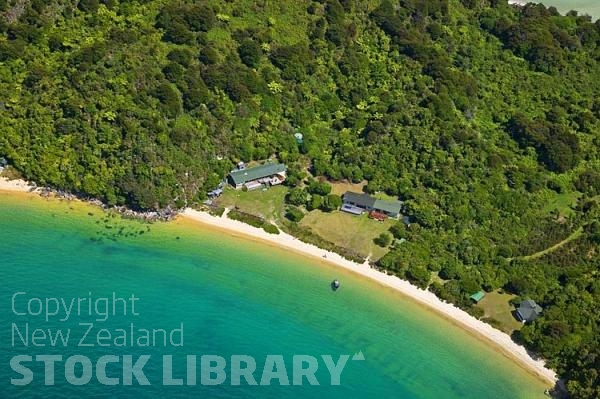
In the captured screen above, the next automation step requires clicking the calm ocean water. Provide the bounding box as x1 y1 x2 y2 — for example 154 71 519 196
0 193 549 398
527 1 600 18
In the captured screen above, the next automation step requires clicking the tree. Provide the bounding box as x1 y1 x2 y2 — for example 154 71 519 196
238 38 262 68
154 82 182 117
389 222 407 239
286 188 308 206
163 23 195 45
77 0 99 12
307 180 332 196
307 195 323 211
407 264 430 289
374 232 392 247
575 170 600 196
586 221 600 243
321 194 342 212
286 207 304 222
439 260 462 280
167 49 193 67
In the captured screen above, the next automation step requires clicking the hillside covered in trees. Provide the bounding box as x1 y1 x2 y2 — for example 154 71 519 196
1 0 599 396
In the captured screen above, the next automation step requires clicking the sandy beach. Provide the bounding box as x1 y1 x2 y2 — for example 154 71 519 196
0 176 36 192
180 208 557 386
0 176 557 386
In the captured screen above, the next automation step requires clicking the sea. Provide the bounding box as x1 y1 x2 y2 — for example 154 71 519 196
522 1 600 19
0 192 550 398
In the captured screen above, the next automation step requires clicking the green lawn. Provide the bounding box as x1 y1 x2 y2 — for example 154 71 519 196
215 185 396 261
475 290 523 334
299 210 396 260
329 180 366 196
214 186 288 223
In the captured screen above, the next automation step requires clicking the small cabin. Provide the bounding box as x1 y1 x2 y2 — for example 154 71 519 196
469 291 486 303
228 163 287 190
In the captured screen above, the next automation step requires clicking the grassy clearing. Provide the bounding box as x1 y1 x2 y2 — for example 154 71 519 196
299 210 395 260
329 180 366 196
542 191 581 217
214 186 288 223
475 290 523 334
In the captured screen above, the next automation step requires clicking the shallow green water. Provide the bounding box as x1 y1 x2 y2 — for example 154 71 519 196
0 193 549 398
527 1 600 19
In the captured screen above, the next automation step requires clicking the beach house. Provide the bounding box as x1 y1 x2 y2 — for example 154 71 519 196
341 192 403 219
469 291 486 303
515 299 543 323
228 162 287 190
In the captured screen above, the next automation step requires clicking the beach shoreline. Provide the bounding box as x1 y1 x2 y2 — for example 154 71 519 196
0 176 36 192
180 208 557 387
0 176 558 387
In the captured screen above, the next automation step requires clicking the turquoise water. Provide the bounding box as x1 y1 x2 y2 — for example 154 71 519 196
0 193 549 398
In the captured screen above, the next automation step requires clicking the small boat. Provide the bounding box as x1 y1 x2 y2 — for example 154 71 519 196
331 279 340 291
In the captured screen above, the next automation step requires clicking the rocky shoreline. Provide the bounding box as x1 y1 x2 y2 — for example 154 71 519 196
1 177 179 222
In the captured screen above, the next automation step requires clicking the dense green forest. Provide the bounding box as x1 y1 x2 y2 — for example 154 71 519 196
1 0 599 396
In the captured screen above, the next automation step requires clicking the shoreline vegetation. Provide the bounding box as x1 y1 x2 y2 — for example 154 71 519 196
0 176 558 388
0 176 178 222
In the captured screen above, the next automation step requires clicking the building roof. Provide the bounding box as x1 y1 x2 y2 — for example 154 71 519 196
341 204 364 215
343 192 376 208
229 163 286 186
470 291 486 302
343 192 403 215
373 198 403 215
516 299 543 322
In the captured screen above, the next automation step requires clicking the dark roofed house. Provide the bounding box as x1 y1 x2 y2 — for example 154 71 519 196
342 192 403 219
373 198 402 218
515 299 543 323
228 163 287 190
343 192 375 210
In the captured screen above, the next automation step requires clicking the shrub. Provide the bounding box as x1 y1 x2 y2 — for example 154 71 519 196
374 232 392 247
307 194 323 211
286 188 308 206
321 194 342 212
406 264 431 289
263 223 280 234
285 207 305 222
307 179 332 196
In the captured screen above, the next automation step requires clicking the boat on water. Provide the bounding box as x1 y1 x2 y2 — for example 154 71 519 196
331 279 341 291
